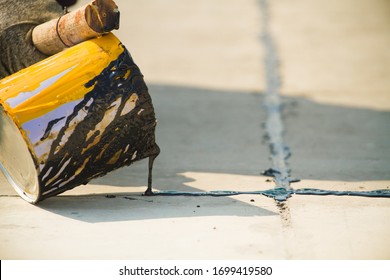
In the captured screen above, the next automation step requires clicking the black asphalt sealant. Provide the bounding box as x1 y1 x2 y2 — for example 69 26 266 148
153 189 390 199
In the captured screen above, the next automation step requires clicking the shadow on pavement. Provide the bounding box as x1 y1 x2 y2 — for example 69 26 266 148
37 83 390 222
282 94 390 182
91 83 269 188
93 83 390 187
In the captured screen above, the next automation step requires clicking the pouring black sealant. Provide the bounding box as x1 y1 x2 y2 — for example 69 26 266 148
36 46 160 201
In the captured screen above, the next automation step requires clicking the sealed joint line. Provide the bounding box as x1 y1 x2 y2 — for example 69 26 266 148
259 0 294 201
294 188 390 198
152 188 390 200
153 188 292 201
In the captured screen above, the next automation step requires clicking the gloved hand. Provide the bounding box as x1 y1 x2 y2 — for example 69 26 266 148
0 0 77 79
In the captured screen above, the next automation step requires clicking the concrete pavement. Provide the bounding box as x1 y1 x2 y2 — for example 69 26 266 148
1 0 389 259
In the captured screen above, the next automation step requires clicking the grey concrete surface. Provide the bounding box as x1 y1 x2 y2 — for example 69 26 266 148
1 0 389 259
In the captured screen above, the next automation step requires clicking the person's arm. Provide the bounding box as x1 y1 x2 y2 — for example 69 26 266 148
0 0 77 79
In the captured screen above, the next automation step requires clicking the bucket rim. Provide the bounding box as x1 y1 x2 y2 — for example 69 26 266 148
0 106 40 204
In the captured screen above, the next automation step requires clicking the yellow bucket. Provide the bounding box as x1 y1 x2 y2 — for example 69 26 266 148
0 33 159 203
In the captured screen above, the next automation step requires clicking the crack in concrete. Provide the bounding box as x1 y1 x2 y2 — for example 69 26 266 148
259 0 294 201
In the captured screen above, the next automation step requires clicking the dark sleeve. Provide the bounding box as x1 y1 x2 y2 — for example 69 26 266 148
0 23 49 79
0 0 64 79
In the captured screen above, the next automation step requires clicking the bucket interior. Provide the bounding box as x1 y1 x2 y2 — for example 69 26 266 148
0 106 40 203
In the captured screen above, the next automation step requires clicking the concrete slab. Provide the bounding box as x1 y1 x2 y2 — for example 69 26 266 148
270 0 390 110
1 0 389 259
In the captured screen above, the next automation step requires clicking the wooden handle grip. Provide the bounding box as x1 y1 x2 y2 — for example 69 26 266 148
32 0 119 55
